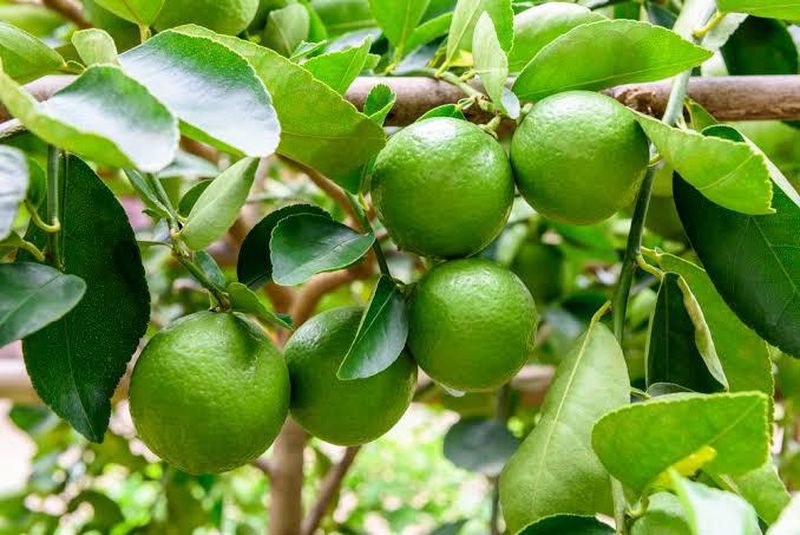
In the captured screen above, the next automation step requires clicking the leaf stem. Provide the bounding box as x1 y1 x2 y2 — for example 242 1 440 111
692 10 723 40
345 192 392 278
15 238 46 262
45 145 64 270
174 252 230 309
25 200 60 233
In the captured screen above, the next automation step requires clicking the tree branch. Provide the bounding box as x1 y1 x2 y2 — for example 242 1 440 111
301 446 361 535
41 0 92 29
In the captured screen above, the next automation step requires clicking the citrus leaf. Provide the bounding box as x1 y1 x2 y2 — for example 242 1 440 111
649 253 773 402
721 17 797 76
769 495 800 535
717 0 800 20
172 25 386 188
406 12 452 52
123 169 171 220
237 203 329 289
95 0 164 26
674 173 800 357
507 3 604 73
368 0 430 53
180 158 258 251
0 63 179 172
71 29 119 66
443 417 519 476
631 493 690 535
0 262 86 347
472 13 507 114
313 0 376 37
418 103 466 121
671 473 760 535
303 36 371 94
228 282 293 329
446 0 513 66
270 213 374 286
0 145 27 240
646 273 727 393
363 83 396 124
635 113 774 215
176 179 211 217
513 19 711 101
262 3 310 57
0 21 64 83
519 515 615 535
20 155 150 442
120 30 280 158
591 392 770 495
717 461 790 525
499 318 630 533
338 275 408 380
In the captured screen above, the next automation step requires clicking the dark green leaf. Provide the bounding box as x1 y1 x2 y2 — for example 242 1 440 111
180 158 259 251
513 19 712 101
21 155 150 442
95 0 164 25
0 21 64 83
237 203 329 289
0 262 86 347
271 213 374 286
674 172 800 357
0 145 27 240
646 3 677 29
303 36 371 94
406 12 452 52
67 490 124 531
592 392 770 495
177 179 211 217
722 17 798 76
338 275 408 380
173 26 386 187
369 0 430 54
443 417 518 476
716 0 800 20
519 515 615 535
646 273 727 393
228 281 293 329
71 28 118 66
0 64 179 172
262 4 310 57
120 30 280 157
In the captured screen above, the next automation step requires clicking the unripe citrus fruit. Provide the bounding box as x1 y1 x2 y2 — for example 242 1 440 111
285 307 417 446
408 259 538 391
511 241 565 304
129 311 289 475
511 91 649 225
371 117 514 259
155 0 259 35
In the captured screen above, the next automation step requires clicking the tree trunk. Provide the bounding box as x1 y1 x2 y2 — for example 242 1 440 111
269 419 307 535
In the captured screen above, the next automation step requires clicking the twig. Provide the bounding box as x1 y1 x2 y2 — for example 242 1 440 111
251 457 274 479
41 0 91 28
288 264 372 328
283 158 361 227
301 446 361 535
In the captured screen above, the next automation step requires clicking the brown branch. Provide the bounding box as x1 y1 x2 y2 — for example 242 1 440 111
301 446 361 535
41 0 92 29
270 419 307 535
288 263 372 329
251 457 273 479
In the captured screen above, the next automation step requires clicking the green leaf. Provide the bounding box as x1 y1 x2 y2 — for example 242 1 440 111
0 21 64 84
0 263 86 347
716 0 800 20
519 515 615 535
443 417 519 476
0 63 179 172
591 392 770 495
472 12 507 114
337 275 408 380
363 83 396 124
158 150 219 179
0 5 65 38
406 12 452 52
303 36 371 94
646 273 727 393
120 30 280 158
95 0 164 25
270 213 374 286
631 492 690 535
21 155 150 442
176 179 211 217
499 318 630 533
123 169 171 220
446 0 513 66
312 0 376 37
674 172 800 356
71 29 119 66
717 461 791 525
671 473 760 535
228 282 293 329
769 495 800 535
0 145 27 240
180 158 258 251
237 203 329 289
262 3 310 57
650 252 774 402
721 17 797 76
173 25 386 187
195 250 226 288
369 0 430 53
429 520 468 535
418 103 466 121
507 3 604 73
513 19 711 101
67 490 124 532
635 113 775 215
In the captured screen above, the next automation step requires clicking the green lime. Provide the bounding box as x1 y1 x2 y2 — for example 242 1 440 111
511 240 565 304
129 311 289 475
508 3 604 72
155 0 259 35
371 117 514 259
285 307 417 446
511 91 649 225
408 259 538 391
